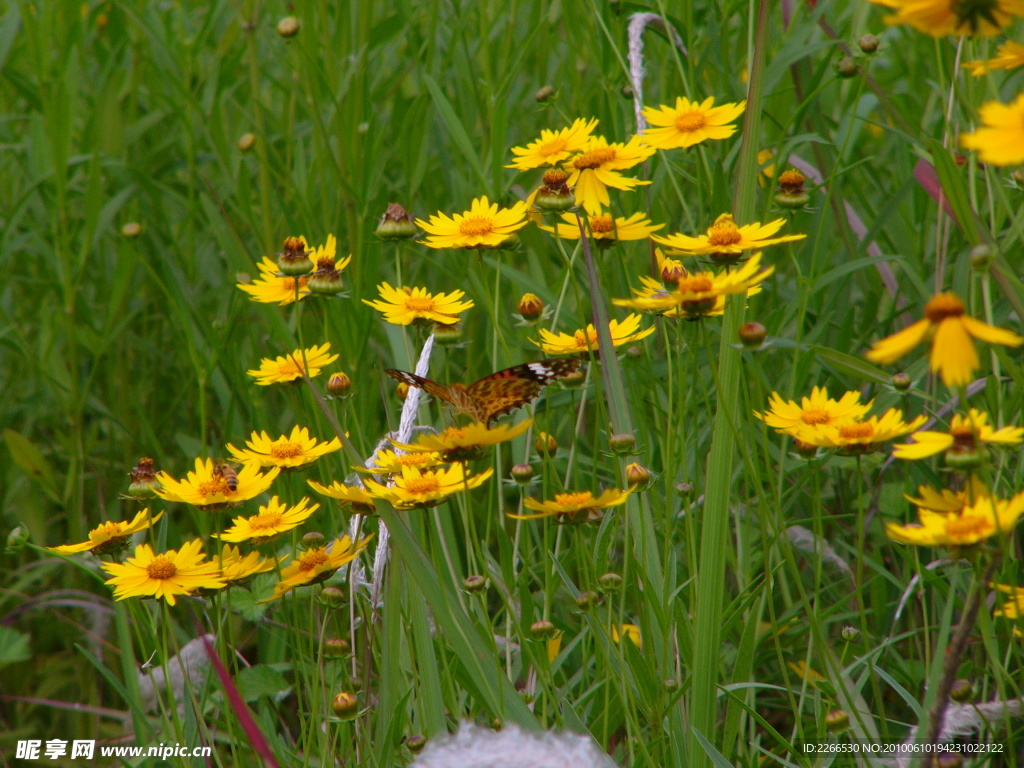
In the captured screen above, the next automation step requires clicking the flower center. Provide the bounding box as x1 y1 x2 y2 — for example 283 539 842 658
590 215 615 234
573 147 616 169
573 329 600 349
198 478 231 496
838 422 874 440
706 215 743 247
400 452 435 466
249 511 284 530
147 556 177 580
950 425 978 452
404 476 441 495
270 442 303 459
554 491 594 507
678 275 714 293
674 111 707 132
93 522 122 540
538 138 567 156
405 296 435 311
298 549 329 571
946 513 993 541
800 409 831 426
924 293 965 324
459 217 495 236
952 0 1002 31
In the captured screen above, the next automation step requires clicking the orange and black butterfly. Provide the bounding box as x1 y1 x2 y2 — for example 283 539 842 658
385 359 580 426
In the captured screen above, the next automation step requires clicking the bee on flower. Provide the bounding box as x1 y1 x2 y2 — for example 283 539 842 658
155 458 280 511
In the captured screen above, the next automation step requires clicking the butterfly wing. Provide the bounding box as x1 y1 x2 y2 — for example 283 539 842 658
385 369 481 419
467 358 581 425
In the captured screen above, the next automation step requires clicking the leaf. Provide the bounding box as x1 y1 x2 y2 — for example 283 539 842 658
3 429 61 503
0 626 31 668
421 73 487 188
811 345 891 384
237 665 291 704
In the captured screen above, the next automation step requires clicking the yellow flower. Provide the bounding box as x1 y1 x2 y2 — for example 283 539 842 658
994 583 1024 618
868 0 1024 37
961 92 1024 166
611 623 643 650
506 118 599 170
613 253 772 318
886 491 1024 547
652 213 805 262
639 96 746 150
757 148 777 186
415 196 530 249
893 409 1023 460
906 477 989 513
49 509 165 556
246 343 340 386
532 313 655 356
563 136 656 215
307 479 378 513
237 257 311 305
213 496 319 543
363 283 474 326
354 449 446 475
388 419 532 462
263 535 374 602
866 293 1023 387
756 387 874 435
963 40 1024 74
213 544 285 585
156 458 280 510
226 426 342 469
789 408 928 453
538 210 664 244
508 488 631 523
363 464 493 510
101 540 226 606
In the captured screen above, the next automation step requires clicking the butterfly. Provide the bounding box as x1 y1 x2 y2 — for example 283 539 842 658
385 359 580 426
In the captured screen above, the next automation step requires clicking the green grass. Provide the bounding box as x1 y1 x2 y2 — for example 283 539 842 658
3 0 1024 766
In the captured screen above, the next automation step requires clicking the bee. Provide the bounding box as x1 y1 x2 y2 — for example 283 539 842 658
212 460 240 492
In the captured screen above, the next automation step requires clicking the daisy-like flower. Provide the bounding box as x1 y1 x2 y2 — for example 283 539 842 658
964 40 1024 74
789 409 928 454
563 135 656 215
213 496 319 543
639 96 746 150
532 313 655 356
354 449 446 475
867 0 1024 37
101 540 226 606
961 92 1024 166
508 488 631 523
49 509 165 556
611 623 643 650
156 458 280 511
263 534 374 602
906 477 989 513
653 213 805 264
389 419 532 462
246 343 340 386
756 387 874 435
866 292 1023 387
226 426 342 469
886 490 1024 548
363 283 475 326
213 544 285 586
537 210 664 246
613 253 773 319
363 464 494 510
237 257 312 305
892 409 1023 460
506 118 599 170
415 196 530 249
307 479 378 513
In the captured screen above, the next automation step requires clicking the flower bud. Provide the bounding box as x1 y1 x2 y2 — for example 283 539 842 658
534 432 557 454
793 439 819 458
625 345 643 359
307 269 346 296
277 236 314 276
327 372 351 398
519 688 536 704
535 85 555 103
302 531 326 549
969 244 993 272
840 625 860 642
126 457 161 500
774 168 810 208
406 734 427 754
320 586 346 608
277 16 299 37
824 708 849 732
576 591 597 610
533 169 575 212
376 203 419 241
609 433 636 455
675 481 693 496
944 446 984 470
121 222 142 239
949 679 973 703
432 321 464 345
663 678 679 692
625 462 652 490
597 571 623 593
396 382 409 401
891 372 911 392
560 369 586 388
510 463 534 485
1014 169 1024 187
237 133 256 152
530 619 557 639
331 691 358 718
463 574 487 594
858 34 879 54
517 293 545 321
738 322 766 349
834 56 859 78
323 638 350 658
6 525 28 553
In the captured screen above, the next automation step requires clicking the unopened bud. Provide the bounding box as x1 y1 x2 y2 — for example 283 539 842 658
663 678 679 692
517 293 545 321
609 433 636 455
510 463 534 485
969 244 994 272
834 56 859 78
376 203 419 240
738 322 766 349
675 482 693 496
534 432 557 454
396 382 409 401
560 369 586 388
406 734 427 754
121 222 142 239
331 691 358 717
858 34 879 54
432 321 464 345
597 572 623 593
841 625 860 642
530 619 557 639
625 462 652 490
277 16 300 37
892 372 911 392
6 525 28 552
302 531 326 549
323 638 350 658
576 591 597 610
824 708 849 732
320 586 346 608
535 85 555 103
950 679 973 703
237 133 256 152
464 575 487 594
327 372 351 397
